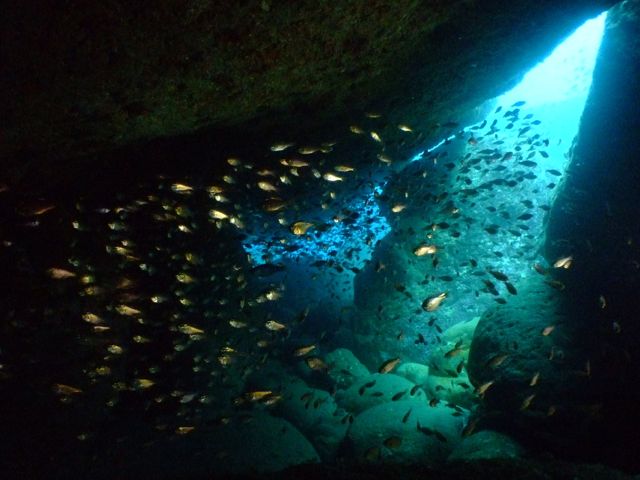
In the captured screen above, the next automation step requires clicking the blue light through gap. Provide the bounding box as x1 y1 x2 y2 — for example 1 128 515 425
412 11 607 162
241 12 606 274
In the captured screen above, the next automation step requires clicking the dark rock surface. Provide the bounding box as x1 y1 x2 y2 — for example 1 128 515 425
1 1 614 186
467 273 591 414
225 457 636 480
464 1 640 472
544 0 640 469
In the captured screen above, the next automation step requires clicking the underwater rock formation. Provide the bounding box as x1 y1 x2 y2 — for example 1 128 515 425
1 0 615 186
424 374 476 410
540 0 640 470
395 362 430 386
466 273 584 413
448 430 524 462
84 412 320 478
335 373 427 415
347 400 467 464
205 412 321 474
325 348 371 389
272 381 348 461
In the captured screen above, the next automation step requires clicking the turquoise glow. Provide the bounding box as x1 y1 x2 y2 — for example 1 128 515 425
412 11 607 162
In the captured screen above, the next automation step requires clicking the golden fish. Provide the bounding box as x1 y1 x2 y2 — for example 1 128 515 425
391 204 407 213
294 345 316 357
209 209 229 220
334 165 355 172
262 394 282 406
378 357 400 374
541 325 555 336
171 183 193 193
263 197 287 212
413 244 437 256
305 356 329 372
95 366 111 376
133 335 151 344
82 312 103 325
116 304 141 316
422 292 447 312
350 125 365 134
265 320 287 331
230 216 245 229
377 153 392 164
229 320 248 328
179 324 204 335
271 142 294 152
398 124 413 132
175 426 195 435
553 255 573 269
107 344 124 355
245 391 273 402
23 204 56 216
475 380 494 397
264 289 282 301
486 354 509 368
280 158 309 167
298 146 320 155
212 193 230 203
529 371 540 386
176 273 196 284
290 221 314 235
520 394 535 411
257 181 278 192
370 131 382 143
47 268 76 279
226 157 242 166
322 173 343 182
185 253 201 265
134 378 155 389
53 383 83 395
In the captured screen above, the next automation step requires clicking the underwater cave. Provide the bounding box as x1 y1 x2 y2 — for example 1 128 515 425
2 1 640 479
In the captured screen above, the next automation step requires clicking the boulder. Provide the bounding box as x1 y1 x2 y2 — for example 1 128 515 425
208 412 320 474
272 382 348 460
325 348 371 389
448 430 524 461
442 317 480 346
426 341 470 379
466 273 589 414
424 372 477 410
347 400 468 464
335 373 426 415
243 360 347 460
395 362 430 386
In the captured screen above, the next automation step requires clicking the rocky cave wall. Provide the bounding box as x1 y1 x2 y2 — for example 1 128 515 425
1 0 615 191
466 0 640 471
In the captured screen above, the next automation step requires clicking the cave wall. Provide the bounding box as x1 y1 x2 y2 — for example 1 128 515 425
540 0 640 468
1 0 615 188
